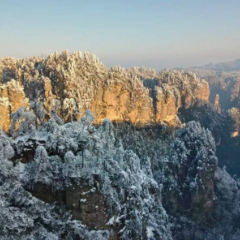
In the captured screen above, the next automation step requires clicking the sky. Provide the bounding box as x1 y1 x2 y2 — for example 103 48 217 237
0 0 240 70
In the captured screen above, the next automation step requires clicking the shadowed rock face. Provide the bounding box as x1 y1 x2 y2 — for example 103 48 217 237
0 51 209 130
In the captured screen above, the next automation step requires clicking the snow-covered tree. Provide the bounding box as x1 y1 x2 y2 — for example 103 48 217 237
30 99 46 125
163 121 217 220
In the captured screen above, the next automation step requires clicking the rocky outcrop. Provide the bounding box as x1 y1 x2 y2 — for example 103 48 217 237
214 94 221 113
134 69 210 124
0 51 209 130
0 80 28 131
229 107 240 137
154 71 209 124
190 69 240 109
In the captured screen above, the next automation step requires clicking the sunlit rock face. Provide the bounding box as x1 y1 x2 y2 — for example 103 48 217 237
0 80 28 131
214 94 221 113
0 51 209 130
229 107 240 137
144 70 210 124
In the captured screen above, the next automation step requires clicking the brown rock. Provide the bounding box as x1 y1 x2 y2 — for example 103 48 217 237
0 80 28 131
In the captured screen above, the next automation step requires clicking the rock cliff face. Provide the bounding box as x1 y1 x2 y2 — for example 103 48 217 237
0 51 209 130
0 80 28 131
154 71 209 124
190 69 240 109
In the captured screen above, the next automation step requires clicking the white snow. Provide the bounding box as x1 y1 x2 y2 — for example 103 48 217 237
146 226 155 238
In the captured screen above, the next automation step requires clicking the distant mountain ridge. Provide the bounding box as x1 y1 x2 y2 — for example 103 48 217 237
191 59 240 72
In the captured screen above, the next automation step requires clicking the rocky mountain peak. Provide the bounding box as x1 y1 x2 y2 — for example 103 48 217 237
0 51 210 131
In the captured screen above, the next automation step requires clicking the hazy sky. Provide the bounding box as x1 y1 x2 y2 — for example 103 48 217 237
0 0 240 69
